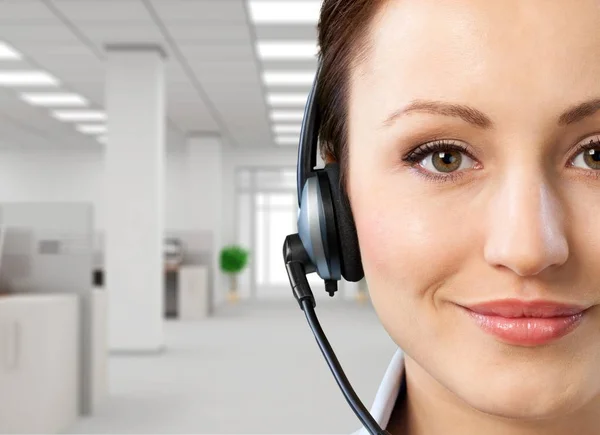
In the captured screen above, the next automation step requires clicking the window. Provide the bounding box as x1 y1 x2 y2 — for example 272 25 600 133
236 167 323 299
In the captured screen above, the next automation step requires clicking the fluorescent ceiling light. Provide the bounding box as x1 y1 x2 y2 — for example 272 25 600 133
273 124 302 135
52 110 106 122
270 110 305 122
248 1 321 24
0 42 22 60
263 71 315 86
257 41 317 60
275 135 300 146
0 71 59 86
267 92 308 107
76 124 106 134
20 92 88 107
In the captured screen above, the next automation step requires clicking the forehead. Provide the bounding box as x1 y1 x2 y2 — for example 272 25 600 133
356 0 600 113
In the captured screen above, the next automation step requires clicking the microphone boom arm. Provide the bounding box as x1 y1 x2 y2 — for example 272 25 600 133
283 234 391 435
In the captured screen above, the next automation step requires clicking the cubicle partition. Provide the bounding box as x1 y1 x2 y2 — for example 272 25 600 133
0 202 98 433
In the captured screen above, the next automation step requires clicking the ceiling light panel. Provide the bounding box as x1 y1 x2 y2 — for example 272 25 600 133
0 71 59 86
248 1 321 24
0 42 22 60
20 92 88 106
76 124 106 134
52 110 106 122
267 92 308 107
273 124 302 135
257 41 318 60
270 110 305 122
275 135 300 146
263 71 315 86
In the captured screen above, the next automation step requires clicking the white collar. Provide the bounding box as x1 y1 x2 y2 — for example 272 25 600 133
352 349 405 434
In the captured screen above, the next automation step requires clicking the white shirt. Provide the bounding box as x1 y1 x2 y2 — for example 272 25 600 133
352 348 406 434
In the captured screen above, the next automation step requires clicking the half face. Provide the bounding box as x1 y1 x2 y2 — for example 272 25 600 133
347 0 600 419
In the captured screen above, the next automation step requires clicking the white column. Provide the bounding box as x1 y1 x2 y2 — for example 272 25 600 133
105 45 165 352
186 134 223 312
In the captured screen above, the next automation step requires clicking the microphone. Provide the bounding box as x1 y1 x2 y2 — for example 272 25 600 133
283 234 392 435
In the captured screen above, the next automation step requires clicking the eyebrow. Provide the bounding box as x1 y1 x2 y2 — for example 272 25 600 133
382 98 600 129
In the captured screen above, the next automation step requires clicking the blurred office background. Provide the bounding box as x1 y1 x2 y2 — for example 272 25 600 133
0 1 398 433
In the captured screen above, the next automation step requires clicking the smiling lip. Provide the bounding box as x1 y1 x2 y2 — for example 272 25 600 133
460 299 588 346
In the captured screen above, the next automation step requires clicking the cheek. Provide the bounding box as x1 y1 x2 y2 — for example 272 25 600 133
348 171 479 351
351 182 466 299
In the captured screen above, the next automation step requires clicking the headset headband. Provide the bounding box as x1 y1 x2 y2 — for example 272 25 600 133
297 64 322 206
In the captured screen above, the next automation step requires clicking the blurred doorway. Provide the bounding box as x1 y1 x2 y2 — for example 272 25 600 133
236 167 326 300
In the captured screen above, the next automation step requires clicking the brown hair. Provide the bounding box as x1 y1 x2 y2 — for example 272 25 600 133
317 0 387 194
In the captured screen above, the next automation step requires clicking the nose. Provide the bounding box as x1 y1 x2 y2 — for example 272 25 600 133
483 174 569 277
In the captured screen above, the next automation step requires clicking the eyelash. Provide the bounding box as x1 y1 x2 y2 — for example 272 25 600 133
401 138 600 183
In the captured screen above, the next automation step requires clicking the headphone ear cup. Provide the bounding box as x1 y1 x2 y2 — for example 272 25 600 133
297 172 342 281
322 162 364 282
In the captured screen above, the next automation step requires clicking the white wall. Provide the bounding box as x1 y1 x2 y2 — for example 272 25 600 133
0 148 105 224
0 147 196 233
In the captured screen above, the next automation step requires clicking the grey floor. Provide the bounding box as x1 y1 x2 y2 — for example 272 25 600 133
66 297 399 434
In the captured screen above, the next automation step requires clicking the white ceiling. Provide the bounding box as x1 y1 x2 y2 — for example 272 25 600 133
0 0 319 150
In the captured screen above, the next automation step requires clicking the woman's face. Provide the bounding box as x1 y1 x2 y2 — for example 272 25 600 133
348 0 600 419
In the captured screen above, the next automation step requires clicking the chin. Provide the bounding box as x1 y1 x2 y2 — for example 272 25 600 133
456 370 591 420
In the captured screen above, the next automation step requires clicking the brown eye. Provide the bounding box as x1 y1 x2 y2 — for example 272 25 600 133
431 151 463 173
572 145 600 170
404 140 477 177
584 148 600 169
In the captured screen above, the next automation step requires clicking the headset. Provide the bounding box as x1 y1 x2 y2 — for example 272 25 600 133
282 63 392 435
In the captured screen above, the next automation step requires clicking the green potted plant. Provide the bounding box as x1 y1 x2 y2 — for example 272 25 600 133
219 245 250 303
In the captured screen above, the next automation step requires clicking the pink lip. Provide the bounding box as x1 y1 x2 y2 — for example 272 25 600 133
460 299 589 346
